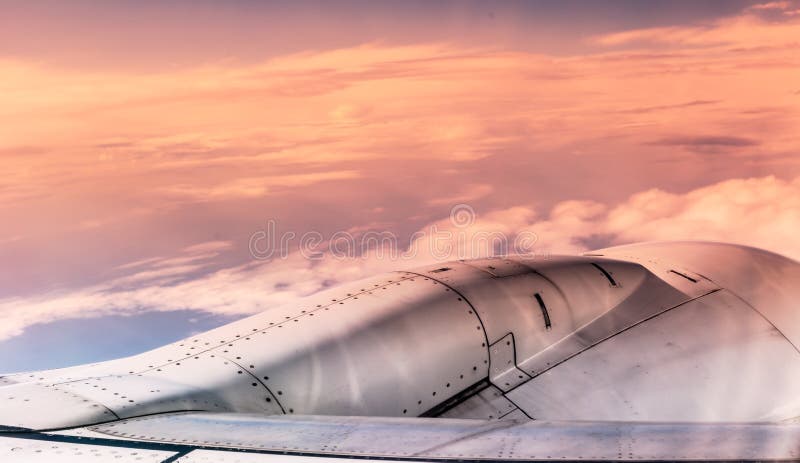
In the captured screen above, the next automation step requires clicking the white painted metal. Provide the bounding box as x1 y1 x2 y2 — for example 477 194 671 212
211 273 488 416
0 435 176 463
596 241 800 348
408 255 719 395
56 357 284 419
488 333 530 392
83 412 800 461
512 258 716 378
2 241 800 462
174 450 387 463
0 382 115 430
438 384 519 420
0 273 488 429
507 289 800 421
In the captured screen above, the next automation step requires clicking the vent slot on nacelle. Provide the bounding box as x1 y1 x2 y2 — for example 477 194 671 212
534 293 551 331
591 263 619 287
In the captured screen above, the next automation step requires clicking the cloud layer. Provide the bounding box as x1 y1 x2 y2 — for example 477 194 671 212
1 174 798 342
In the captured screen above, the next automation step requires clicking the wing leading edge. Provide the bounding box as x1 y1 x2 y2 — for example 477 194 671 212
4 413 800 462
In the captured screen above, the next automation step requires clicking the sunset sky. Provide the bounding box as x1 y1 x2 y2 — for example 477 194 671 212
1 0 799 371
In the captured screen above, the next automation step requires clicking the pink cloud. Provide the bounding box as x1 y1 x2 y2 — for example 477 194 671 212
747 2 793 11
1 175 798 342
591 9 800 47
0 4 798 339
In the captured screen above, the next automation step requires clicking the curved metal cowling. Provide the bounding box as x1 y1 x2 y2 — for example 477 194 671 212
2 241 800 432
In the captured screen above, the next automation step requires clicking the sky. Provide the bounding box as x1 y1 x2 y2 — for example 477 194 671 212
0 0 799 371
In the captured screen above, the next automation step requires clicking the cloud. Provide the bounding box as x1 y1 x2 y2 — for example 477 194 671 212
426 184 494 206
2 175 798 342
0 14 797 229
616 100 720 114
591 6 800 47
0 241 409 342
651 135 759 147
648 135 760 153
747 2 792 11
182 241 235 254
475 176 800 261
160 171 361 201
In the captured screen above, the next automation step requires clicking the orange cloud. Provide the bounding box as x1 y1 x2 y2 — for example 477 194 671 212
591 8 800 47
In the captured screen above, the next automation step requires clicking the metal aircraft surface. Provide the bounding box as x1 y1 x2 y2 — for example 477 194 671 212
2 241 800 462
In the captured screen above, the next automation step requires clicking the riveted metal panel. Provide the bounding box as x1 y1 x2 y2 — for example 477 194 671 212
438 384 519 420
515 256 657 326
0 364 109 385
409 261 567 349
488 333 530 392
125 274 439 377
142 356 283 416
431 421 800 461
498 408 528 421
516 272 704 378
0 435 176 463
507 256 714 378
0 382 116 430
88 413 800 461
0 376 19 386
57 354 283 420
586 246 720 299
0 272 487 429
507 290 800 422
216 273 488 417
172 450 385 462
596 241 800 349
411 257 709 397
412 261 491 285
463 258 532 277
91 413 511 456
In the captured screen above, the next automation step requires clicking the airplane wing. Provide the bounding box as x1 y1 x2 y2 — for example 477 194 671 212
4 413 800 462
3 242 800 462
